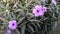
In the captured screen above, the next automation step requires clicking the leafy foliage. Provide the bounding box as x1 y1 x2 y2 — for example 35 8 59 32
0 0 60 34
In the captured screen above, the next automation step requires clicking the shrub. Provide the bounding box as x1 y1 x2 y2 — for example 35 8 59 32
0 0 60 34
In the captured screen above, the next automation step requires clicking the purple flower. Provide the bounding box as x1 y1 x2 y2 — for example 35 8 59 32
52 0 56 5
7 30 11 34
8 20 17 30
33 5 47 17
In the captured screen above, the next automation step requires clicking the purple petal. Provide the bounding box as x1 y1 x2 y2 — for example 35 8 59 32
7 30 11 34
52 0 56 5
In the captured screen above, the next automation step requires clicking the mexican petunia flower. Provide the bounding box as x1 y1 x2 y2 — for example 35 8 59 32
7 30 11 34
8 20 17 30
33 5 47 17
52 0 56 5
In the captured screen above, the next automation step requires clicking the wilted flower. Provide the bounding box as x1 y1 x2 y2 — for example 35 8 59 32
7 30 11 34
52 0 56 5
13 4 18 9
41 0 46 2
0 17 2 19
33 5 47 17
8 20 17 30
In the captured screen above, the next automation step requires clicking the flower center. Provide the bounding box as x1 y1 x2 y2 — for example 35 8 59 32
12 24 14 26
37 10 39 13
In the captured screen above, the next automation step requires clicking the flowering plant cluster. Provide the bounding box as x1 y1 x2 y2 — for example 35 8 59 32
0 0 60 34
